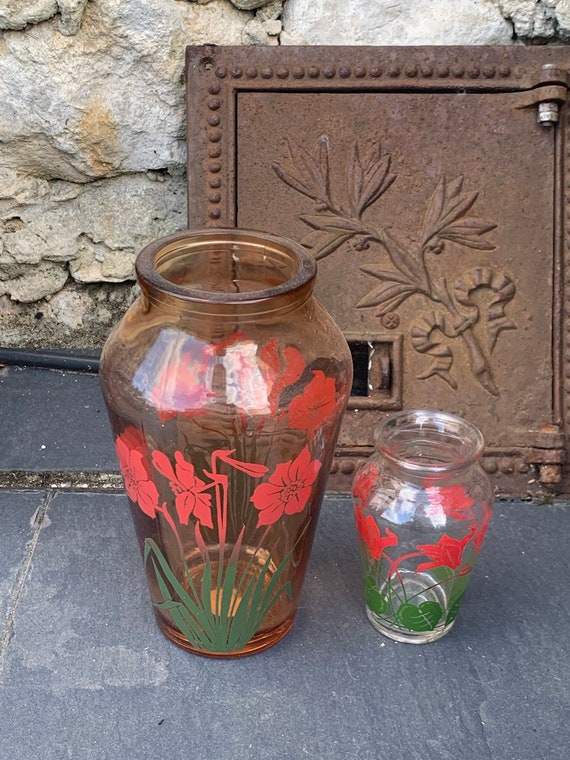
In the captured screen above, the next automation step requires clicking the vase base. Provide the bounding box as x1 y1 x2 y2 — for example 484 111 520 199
154 609 296 658
366 607 456 644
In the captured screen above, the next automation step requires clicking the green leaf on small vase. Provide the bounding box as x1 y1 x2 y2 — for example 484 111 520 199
365 585 387 615
363 575 376 592
399 601 443 632
445 591 466 625
443 569 472 625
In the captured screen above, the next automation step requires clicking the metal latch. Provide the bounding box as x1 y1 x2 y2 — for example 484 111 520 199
346 333 402 411
514 65 569 126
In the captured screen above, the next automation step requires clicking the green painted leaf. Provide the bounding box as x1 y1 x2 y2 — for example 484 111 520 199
227 551 293 651
254 552 294 628
144 530 302 654
220 560 239 628
363 575 376 592
201 560 213 616
399 601 443 632
225 578 256 650
365 585 387 615
443 569 472 626
151 558 216 650
146 540 222 644
153 599 181 612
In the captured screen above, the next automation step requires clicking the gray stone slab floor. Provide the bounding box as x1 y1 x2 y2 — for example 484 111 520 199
0 491 568 760
0 365 115 472
0 364 568 758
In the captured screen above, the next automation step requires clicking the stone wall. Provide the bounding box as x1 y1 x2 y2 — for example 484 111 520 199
0 0 568 347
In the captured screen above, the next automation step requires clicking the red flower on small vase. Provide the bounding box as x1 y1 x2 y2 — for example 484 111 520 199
426 484 474 520
250 446 321 527
288 370 337 436
473 501 493 553
115 427 159 518
354 506 398 560
415 527 475 573
152 450 213 528
352 463 380 508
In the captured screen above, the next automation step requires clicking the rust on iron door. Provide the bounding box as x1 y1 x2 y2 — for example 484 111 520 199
186 46 570 496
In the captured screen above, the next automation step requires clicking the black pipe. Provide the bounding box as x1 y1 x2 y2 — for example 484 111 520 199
0 347 101 373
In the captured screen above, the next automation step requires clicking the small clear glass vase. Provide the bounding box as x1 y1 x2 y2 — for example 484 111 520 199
352 410 494 644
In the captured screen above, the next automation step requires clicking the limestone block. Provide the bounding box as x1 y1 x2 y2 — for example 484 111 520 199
241 16 279 44
262 19 282 37
0 170 186 299
0 0 261 345
0 260 69 302
0 0 252 183
46 287 97 330
256 0 284 22
496 0 558 38
0 281 138 346
0 0 88 35
281 0 513 45
0 171 51 206
0 227 46 265
229 0 275 9
555 0 570 35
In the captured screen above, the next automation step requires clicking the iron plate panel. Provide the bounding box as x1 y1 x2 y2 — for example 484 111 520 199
186 46 570 496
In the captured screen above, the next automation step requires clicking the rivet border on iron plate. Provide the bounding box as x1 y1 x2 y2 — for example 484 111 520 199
210 61 516 81
194 49 525 226
563 106 570 443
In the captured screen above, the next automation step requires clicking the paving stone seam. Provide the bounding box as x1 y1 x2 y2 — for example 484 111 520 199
0 491 53 675
0 471 123 491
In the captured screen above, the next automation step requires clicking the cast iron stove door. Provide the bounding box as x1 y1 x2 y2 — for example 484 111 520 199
186 46 570 496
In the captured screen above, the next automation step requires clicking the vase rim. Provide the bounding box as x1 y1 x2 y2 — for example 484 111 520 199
374 409 485 474
135 228 316 311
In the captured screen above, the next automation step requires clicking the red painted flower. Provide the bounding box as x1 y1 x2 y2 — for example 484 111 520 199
473 501 492 553
211 331 247 355
258 339 306 414
354 506 398 560
250 446 321 527
115 427 159 518
425 484 474 520
352 463 380 507
415 527 475 573
213 449 269 479
152 450 213 528
288 370 337 436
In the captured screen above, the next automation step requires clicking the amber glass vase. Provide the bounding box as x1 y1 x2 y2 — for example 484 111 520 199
100 228 352 656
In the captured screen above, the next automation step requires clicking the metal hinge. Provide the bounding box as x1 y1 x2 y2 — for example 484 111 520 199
514 65 569 127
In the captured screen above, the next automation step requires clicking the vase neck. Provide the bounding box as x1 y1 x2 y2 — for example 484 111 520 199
375 409 485 479
135 228 316 320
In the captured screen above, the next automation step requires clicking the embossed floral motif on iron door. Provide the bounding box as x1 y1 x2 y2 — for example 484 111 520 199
273 136 516 397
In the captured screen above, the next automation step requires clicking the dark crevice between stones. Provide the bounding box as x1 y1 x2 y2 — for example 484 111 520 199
0 471 124 491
